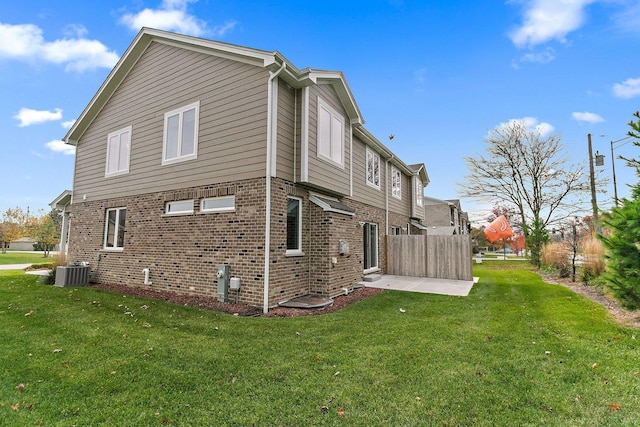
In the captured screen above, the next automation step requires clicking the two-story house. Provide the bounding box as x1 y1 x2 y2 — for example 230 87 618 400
62 28 429 312
423 196 469 235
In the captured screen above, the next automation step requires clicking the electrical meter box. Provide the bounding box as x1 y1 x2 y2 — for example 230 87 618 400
216 264 230 302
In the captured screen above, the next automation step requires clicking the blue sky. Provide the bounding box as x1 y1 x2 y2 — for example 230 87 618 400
1 0 639 222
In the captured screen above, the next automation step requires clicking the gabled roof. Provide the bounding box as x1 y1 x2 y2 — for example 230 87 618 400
408 163 430 186
50 189 73 209
64 27 363 145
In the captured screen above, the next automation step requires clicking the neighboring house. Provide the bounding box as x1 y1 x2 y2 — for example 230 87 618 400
61 28 430 312
8 237 35 251
424 196 469 235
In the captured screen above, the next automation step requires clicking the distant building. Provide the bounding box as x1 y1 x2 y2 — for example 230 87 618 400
8 237 35 251
423 196 469 235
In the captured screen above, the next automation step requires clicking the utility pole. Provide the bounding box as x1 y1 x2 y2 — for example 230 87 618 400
588 133 600 234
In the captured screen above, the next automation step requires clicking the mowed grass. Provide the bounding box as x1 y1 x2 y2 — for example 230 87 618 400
1 262 638 426
0 251 53 265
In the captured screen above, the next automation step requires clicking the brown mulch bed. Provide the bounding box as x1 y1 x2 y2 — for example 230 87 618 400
91 283 383 318
538 272 640 329
92 274 640 326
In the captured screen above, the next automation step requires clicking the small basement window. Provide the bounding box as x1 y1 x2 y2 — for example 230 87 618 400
165 200 194 215
200 196 235 213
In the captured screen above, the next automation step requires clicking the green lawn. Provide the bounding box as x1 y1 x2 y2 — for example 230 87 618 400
0 251 53 265
1 262 638 426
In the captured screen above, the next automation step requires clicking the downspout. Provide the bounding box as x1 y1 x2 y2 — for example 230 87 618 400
263 62 286 314
293 89 298 183
385 155 394 236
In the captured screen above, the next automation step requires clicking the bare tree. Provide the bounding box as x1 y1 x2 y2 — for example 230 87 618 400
458 120 593 266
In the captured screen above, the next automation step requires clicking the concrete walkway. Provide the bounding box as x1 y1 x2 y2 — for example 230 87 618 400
0 264 51 276
364 275 478 297
0 264 32 270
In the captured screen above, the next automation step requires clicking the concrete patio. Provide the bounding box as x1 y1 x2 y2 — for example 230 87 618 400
363 275 478 297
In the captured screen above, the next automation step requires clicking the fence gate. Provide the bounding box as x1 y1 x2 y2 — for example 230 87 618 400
386 234 473 281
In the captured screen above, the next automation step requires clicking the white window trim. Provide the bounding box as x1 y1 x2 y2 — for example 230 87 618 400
391 166 401 200
286 196 304 256
415 178 424 207
316 97 345 168
162 101 200 166
165 200 194 216
366 147 381 190
200 196 235 213
103 207 126 251
105 126 132 178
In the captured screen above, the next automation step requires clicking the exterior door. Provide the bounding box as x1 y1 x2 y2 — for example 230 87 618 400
363 223 378 271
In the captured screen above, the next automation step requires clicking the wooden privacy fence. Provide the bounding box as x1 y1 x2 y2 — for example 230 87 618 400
386 234 473 281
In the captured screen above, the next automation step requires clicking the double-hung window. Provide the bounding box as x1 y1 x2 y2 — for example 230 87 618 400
391 166 401 199
104 207 126 250
366 148 380 189
105 126 131 177
286 197 302 255
163 101 200 165
415 178 424 207
316 98 344 167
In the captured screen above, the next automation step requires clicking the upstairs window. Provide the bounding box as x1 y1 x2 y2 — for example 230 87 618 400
317 98 344 167
366 148 380 189
391 166 401 199
105 126 131 177
415 178 424 207
163 101 199 165
104 207 126 250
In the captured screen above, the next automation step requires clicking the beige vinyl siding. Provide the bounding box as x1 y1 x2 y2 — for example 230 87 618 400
73 41 270 202
388 171 411 216
275 78 296 181
350 136 385 208
305 84 350 196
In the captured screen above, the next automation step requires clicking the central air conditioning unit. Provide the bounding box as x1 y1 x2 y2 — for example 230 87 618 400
55 265 90 287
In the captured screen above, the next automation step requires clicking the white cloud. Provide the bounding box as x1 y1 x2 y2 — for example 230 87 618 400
62 24 88 38
46 140 75 156
120 0 209 36
611 2 640 33
0 22 119 71
572 111 604 123
520 48 555 64
13 107 63 127
510 0 596 48
498 116 555 137
61 120 76 129
211 20 238 37
613 77 640 99
29 149 46 159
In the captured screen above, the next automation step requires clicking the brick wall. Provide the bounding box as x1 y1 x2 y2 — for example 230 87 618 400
68 178 270 307
67 176 424 309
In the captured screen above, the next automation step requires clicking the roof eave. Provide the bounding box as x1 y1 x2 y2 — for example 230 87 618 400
63 27 289 145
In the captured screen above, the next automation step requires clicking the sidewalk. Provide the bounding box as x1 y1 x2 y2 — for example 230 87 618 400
0 264 32 270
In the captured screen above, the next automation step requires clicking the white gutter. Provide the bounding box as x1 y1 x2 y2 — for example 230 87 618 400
263 62 286 314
